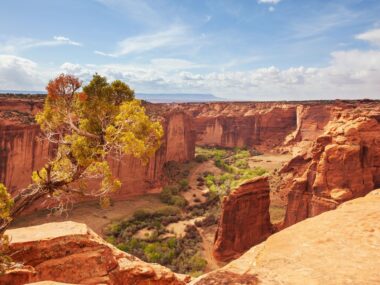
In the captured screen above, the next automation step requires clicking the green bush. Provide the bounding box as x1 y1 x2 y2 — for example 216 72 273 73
159 186 179 203
188 254 207 272
234 158 249 169
133 208 153 220
179 179 189 191
155 205 181 216
171 195 188 208
195 154 208 163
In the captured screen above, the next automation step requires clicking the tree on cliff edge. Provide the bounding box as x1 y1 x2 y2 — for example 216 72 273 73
0 74 163 234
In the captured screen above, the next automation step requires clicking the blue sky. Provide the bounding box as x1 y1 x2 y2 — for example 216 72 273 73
0 0 380 100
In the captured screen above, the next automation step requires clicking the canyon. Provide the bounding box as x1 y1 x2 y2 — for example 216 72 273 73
1 95 380 284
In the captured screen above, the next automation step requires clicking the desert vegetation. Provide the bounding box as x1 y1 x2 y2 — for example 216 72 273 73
104 206 207 276
195 147 267 197
103 146 269 275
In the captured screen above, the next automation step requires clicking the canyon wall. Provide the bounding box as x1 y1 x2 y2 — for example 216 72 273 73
213 176 272 262
183 102 298 150
1 221 188 285
0 97 195 207
281 103 380 227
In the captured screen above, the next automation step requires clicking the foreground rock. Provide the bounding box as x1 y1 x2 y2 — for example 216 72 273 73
193 189 380 285
213 176 272 261
1 221 188 285
281 105 380 227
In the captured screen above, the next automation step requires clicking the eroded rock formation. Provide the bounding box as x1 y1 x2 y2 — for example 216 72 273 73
1 221 189 285
281 104 380 227
213 176 272 262
192 189 380 285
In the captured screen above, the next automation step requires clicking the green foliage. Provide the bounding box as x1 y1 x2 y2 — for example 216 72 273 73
0 184 13 222
32 74 163 206
0 234 12 275
133 208 154 220
178 179 189 191
104 207 207 275
194 154 208 163
0 184 13 274
196 147 268 198
195 146 228 160
159 186 187 208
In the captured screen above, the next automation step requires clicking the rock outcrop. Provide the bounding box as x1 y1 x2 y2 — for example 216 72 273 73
192 189 380 285
281 104 380 227
213 176 272 262
1 221 189 285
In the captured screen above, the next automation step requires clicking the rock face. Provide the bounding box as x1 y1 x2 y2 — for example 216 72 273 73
281 104 380 227
1 221 188 285
185 102 298 151
0 97 195 211
213 176 272 262
192 189 380 285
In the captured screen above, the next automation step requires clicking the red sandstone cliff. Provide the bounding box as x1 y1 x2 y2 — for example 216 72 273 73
1 221 188 285
0 97 195 211
184 102 298 151
281 103 380 227
213 176 273 262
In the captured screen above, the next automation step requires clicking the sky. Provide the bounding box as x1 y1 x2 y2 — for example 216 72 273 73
0 0 380 100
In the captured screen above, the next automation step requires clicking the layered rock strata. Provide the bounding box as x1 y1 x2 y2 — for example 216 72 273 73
1 221 189 285
281 104 380 227
0 97 195 212
213 176 272 262
192 189 380 285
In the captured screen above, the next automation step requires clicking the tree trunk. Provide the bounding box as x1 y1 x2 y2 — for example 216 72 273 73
0 186 47 235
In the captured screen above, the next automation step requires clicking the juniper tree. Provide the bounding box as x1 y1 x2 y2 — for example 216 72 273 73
0 74 163 234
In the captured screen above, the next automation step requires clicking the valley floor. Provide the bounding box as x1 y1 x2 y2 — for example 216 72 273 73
10 194 165 235
10 150 292 275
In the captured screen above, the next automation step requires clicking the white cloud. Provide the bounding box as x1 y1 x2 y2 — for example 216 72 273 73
268 6 275 12
95 25 191 57
53 36 82 46
2 28 380 100
60 46 380 100
0 55 45 90
356 28 380 46
0 36 82 54
258 0 281 5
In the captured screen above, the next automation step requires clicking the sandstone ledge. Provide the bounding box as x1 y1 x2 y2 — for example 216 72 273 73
1 221 189 285
193 189 380 285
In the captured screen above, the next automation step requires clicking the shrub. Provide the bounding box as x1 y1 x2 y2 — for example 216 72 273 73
188 254 207 272
133 208 153 220
179 179 189 191
195 154 208 163
234 158 249 169
155 205 181 216
171 195 188 208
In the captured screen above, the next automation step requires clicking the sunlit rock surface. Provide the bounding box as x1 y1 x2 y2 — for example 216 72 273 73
1 221 189 285
192 189 380 285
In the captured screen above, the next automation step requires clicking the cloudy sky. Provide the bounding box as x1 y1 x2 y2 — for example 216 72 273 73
0 0 380 100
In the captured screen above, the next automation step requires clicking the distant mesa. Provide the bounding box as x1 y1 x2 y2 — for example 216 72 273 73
136 93 223 103
0 90 223 103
